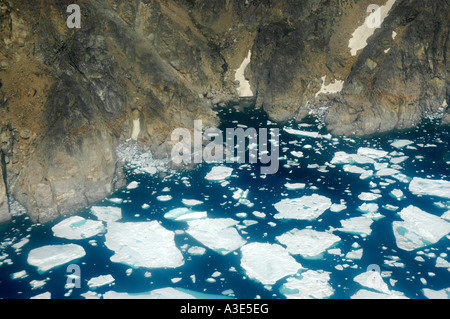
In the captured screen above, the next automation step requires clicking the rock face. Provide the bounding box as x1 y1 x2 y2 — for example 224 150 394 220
0 0 448 222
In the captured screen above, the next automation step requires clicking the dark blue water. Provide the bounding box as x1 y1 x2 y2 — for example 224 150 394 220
0 105 449 299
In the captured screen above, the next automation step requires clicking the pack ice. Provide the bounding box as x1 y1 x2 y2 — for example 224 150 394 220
28 244 86 273
274 194 332 220
104 221 184 268
280 270 334 299
393 205 450 251
240 243 304 285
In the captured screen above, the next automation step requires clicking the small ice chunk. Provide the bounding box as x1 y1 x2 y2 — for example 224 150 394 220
240 243 304 285
346 248 363 260
390 189 404 200
252 211 266 219
205 166 233 181
52 216 105 240
357 147 388 159
105 221 184 268
409 177 450 199
331 151 375 165
87 275 115 289
187 246 207 256
28 244 86 273
354 270 390 294
291 151 304 158
186 218 246 255
357 203 379 213
156 195 172 201
274 194 332 220
376 168 401 176
91 206 122 223
276 228 341 259
280 270 334 299
393 205 450 251
330 203 347 212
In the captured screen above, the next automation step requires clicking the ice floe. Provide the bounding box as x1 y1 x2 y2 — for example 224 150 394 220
392 205 450 251
104 221 184 268
186 218 246 255
90 206 122 223
164 207 207 221
274 194 332 220
240 243 304 285
391 139 414 149
87 274 115 289
52 216 105 240
409 177 450 199
28 244 86 273
276 228 341 259
280 270 334 299
338 215 374 236
205 166 233 181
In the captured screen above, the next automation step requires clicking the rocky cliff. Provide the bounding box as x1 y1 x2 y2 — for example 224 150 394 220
0 0 448 223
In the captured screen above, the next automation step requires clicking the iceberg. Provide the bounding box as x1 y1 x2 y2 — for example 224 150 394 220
392 205 450 251
274 194 332 220
205 166 233 181
52 216 105 240
280 270 334 299
240 243 304 285
409 177 450 199
186 218 246 255
276 228 341 259
90 206 122 223
28 244 86 273
104 221 184 268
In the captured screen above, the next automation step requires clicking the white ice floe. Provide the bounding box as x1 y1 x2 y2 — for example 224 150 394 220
392 205 450 251
276 228 341 259
205 166 233 181
338 215 374 236
126 181 139 190
182 199 203 206
351 289 407 299
389 189 404 200
391 139 414 149
358 192 381 201
104 221 184 268
52 216 105 240
376 168 400 176
422 288 450 299
234 50 253 97
331 151 375 165
330 203 347 212
274 194 332 220
280 270 334 299
348 0 396 56
354 270 390 294
315 75 344 97
87 274 115 289
240 243 304 286
164 208 207 221
346 248 363 260
357 203 379 214
156 195 172 201
28 244 86 273
284 182 306 190
186 218 246 255
357 147 388 159
409 177 450 199
90 206 122 223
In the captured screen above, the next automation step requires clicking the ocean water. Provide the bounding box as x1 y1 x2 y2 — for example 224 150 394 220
0 104 449 299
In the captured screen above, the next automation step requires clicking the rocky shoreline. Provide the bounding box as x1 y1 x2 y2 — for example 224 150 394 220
0 0 448 223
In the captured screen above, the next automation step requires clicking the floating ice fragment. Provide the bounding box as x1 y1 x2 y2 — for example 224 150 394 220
351 289 407 299
91 206 122 223
276 228 341 259
164 208 207 221
354 270 390 294
205 166 233 181
87 275 115 289
156 195 172 201
182 199 203 206
240 243 304 285
391 139 414 149
331 151 375 165
274 194 332 220
409 177 450 199
186 218 246 255
28 244 86 273
357 147 388 159
52 216 105 240
126 181 139 190
284 182 306 190
422 288 450 299
280 270 334 299
393 205 450 251
358 192 381 201
104 221 184 268
338 216 374 236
